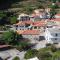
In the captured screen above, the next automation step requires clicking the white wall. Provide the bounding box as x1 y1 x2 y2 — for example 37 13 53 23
23 35 39 40
45 28 60 43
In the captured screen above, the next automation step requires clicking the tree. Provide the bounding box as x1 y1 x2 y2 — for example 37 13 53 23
24 49 38 59
51 0 57 3
2 30 22 45
50 9 57 19
37 52 52 60
49 4 59 9
13 56 20 60
10 16 17 24
23 6 34 14
37 47 52 60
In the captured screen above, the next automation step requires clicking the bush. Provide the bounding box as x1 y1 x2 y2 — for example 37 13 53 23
51 45 57 52
13 56 20 60
24 49 38 59
16 42 35 51
16 45 24 52
10 16 17 24
46 43 52 47
37 51 52 60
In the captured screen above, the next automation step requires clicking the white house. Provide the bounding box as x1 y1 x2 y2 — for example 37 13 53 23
17 13 31 21
46 20 57 28
45 28 60 44
12 21 33 30
17 30 40 43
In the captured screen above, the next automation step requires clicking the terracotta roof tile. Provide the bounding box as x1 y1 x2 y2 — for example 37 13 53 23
17 30 40 35
15 21 33 26
52 18 60 21
33 21 46 27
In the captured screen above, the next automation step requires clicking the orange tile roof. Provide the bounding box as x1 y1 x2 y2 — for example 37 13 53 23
17 30 25 34
15 21 25 26
47 18 60 22
15 21 33 25
15 20 46 27
17 30 40 35
33 21 46 27
51 18 60 21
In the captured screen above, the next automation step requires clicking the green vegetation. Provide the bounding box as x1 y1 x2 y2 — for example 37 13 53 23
49 4 59 9
2 30 22 45
24 45 60 60
24 49 38 59
0 11 6 19
37 46 60 60
10 16 17 24
13 56 20 60
0 11 17 25
51 0 60 3
50 9 57 19
16 42 32 51
2 30 34 51
53 51 60 60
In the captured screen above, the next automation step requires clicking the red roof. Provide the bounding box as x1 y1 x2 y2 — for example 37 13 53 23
15 21 33 25
17 30 40 35
51 18 60 21
15 20 46 27
33 21 46 27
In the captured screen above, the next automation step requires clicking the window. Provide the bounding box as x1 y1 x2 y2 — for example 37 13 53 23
55 33 58 36
34 26 37 29
55 38 57 40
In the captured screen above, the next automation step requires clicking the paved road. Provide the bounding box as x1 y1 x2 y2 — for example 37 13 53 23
0 49 26 60
8 51 26 60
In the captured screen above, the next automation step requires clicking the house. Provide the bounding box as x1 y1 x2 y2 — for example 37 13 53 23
55 14 60 18
17 30 40 42
50 18 60 25
32 21 46 30
31 9 50 21
45 28 60 44
12 20 46 31
27 57 39 60
17 13 31 21
13 21 33 30
46 20 57 28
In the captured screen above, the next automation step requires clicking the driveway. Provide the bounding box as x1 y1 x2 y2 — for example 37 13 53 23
32 40 47 50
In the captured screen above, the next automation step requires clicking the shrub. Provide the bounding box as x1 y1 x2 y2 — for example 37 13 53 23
51 45 57 52
13 56 20 60
16 42 34 51
24 49 38 59
46 43 52 47
37 51 52 60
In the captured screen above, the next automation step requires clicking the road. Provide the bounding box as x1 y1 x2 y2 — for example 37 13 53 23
0 49 26 60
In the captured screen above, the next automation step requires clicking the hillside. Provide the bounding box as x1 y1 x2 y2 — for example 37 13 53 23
0 0 60 14
0 0 51 10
